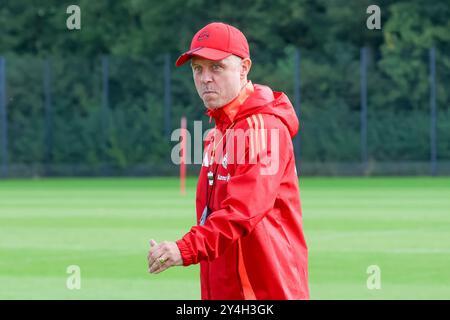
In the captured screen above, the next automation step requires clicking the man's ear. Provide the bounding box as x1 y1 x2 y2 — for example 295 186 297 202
240 58 252 79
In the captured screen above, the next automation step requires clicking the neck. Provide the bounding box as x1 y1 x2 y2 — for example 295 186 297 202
208 79 249 111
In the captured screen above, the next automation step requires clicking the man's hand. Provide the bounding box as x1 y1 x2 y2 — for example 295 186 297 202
147 239 183 274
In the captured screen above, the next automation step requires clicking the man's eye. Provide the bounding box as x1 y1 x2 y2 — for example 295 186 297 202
193 66 201 72
212 64 222 71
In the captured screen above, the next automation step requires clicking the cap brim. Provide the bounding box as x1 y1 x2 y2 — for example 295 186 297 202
175 47 232 67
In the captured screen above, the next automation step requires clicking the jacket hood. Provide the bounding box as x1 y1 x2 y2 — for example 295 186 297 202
208 84 299 138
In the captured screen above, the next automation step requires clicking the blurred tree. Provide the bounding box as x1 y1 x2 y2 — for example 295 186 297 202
0 0 448 173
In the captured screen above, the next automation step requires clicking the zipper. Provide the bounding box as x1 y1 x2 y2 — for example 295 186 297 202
206 262 212 299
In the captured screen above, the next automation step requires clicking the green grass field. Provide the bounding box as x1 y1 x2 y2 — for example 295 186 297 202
0 177 449 299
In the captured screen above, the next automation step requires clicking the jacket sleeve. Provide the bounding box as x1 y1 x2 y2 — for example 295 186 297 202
176 118 292 266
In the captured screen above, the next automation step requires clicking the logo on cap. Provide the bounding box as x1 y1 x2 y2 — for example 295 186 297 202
197 31 209 41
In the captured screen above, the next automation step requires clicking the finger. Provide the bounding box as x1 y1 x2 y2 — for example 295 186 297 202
148 254 168 273
147 240 157 261
149 240 160 257
147 239 161 261
152 263 170 274
148 247 165 270
149 239 157 255
148 243 163 264
150 255 170 274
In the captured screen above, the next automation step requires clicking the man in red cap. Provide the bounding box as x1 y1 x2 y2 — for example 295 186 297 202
148 22 309 300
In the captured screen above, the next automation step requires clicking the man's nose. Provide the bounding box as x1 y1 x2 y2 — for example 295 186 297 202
200 69 213 83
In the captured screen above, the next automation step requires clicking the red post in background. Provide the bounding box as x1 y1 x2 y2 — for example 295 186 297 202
180 117 187 195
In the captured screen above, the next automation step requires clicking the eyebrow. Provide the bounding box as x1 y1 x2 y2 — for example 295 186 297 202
191 61 225 68
212 61 225 67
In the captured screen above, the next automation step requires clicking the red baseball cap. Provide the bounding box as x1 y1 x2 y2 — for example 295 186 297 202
175 22 250 67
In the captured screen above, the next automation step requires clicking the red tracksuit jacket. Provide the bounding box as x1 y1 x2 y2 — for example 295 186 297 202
176 82 309 300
